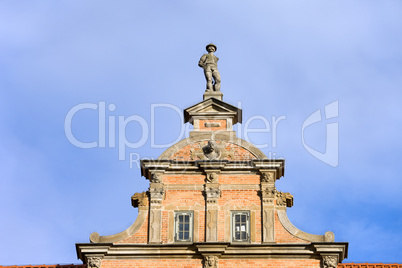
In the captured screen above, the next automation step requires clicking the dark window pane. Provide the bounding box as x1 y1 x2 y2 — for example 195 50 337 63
241 215 246 222
184 232 189 240
178 232 183 240
235 232 240 240
184 224 189 231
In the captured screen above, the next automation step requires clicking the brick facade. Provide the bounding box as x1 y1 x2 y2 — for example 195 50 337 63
76 93 348 268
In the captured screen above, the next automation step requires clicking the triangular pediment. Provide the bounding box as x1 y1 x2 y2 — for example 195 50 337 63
184 97 242 124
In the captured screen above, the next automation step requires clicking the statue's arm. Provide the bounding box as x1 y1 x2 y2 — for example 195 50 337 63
198 54 206 68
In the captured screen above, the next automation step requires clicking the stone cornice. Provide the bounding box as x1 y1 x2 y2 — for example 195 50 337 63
76 242 348 262
141 159 284 181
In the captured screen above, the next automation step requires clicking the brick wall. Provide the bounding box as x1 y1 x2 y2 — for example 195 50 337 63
101 259 321 268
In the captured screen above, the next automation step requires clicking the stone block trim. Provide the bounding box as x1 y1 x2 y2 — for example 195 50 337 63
199 119 227 131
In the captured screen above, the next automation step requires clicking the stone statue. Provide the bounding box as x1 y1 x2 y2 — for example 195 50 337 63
199 43 221 91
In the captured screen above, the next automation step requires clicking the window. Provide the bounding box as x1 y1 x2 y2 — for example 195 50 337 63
174 211 193 242
231 211 250 242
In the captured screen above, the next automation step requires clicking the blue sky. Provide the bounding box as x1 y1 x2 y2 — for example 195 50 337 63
1 0 402 265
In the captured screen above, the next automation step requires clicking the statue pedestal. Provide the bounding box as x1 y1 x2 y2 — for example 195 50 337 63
203 91 223 101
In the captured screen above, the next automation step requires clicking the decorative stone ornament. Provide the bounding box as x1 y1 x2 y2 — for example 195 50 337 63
206 172 219 183
149 186 165 200
323 255 338 268
190 141 235 160
261 186 276 199
151 173 162 183
131 191 148 207
204 186 221 199
276 191 294 207
204 255 219 268
203 140 221 160
87 257 101 268
261 172 275 183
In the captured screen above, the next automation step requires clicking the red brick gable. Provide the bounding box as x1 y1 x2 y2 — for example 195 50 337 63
168 140 257 161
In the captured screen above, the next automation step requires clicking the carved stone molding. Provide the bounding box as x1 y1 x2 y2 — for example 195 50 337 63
151 173 162 183
203 255 219 268
263 199 274 204
89 210 147 243
150 199 162 205
149 184 165 200
275 191 293 207
206 172 219 183
261 171 275 183
203 140 221 160
131 191 149 208
277 209 336 242
204 186 221 199
87 257 102 268
322 255 338 268
261 186 276 199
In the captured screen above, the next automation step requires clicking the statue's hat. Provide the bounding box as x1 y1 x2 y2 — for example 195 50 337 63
206 43 217 51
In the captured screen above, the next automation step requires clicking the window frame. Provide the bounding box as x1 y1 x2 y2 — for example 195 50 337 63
174 211 194 243
231 211 250 243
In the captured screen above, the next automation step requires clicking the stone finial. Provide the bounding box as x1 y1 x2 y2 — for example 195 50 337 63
87 257 102 268
204 255 219 268
199 44 221 92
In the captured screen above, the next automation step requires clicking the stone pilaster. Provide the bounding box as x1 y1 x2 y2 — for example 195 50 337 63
260 170 276 243
204 183 221 242
148 182 165 244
